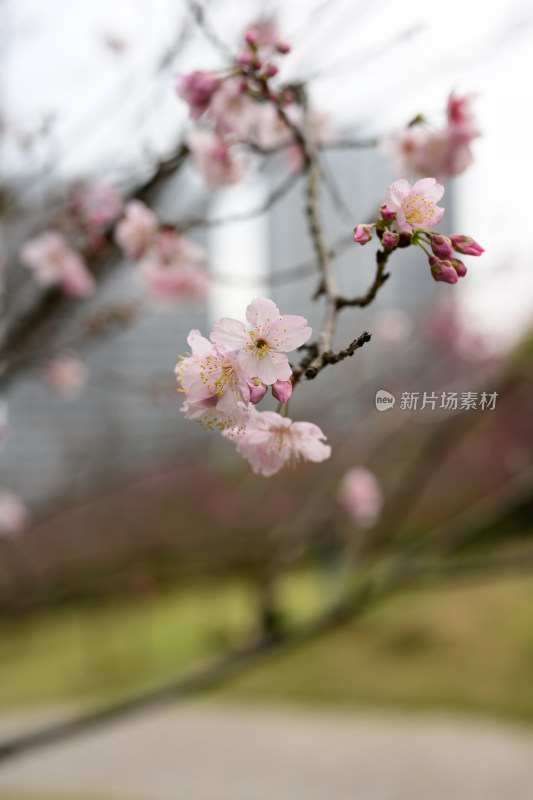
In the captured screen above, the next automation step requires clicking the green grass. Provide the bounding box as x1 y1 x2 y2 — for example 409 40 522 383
0 571 323 709
2 570 533 723
221 574 533 723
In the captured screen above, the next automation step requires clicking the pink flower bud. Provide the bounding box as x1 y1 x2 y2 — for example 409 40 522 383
275 41 291 54
249 379 268 404
237 51 253 67
265 64 278 77
353 224 373 245
272 379 293 404
450 235 484 256
450 257 467 277
429 234 454 259
429 256 459 284
380 204 396 223
245 29 259 46
382 231 399 250
176 71 221 120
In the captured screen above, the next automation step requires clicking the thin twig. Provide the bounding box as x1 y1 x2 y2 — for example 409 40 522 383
336 248 391 309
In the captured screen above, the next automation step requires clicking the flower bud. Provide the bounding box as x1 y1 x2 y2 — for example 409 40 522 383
265 64 278 77
429 256 459 284
249 379 268 404
450 257 467 277
275 41 291 54
237 51 253 68
450 235 484 256
245 29 259 46
429 234 454 259
380 204 395 223
353 224 373 245
382 231 399 250
272 379 293 404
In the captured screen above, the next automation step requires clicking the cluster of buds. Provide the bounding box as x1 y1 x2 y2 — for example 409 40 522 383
234 27 293 106
176 24 291 128
353 178 484 285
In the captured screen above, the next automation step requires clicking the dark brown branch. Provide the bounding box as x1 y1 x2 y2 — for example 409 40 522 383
336 248 391 309
303 331 372 380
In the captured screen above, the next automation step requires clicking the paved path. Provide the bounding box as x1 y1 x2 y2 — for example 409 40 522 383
0 702 533 799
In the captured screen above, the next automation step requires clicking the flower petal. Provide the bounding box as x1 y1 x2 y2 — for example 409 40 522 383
245 297 280 329
210 317 248 351
268 315 312 351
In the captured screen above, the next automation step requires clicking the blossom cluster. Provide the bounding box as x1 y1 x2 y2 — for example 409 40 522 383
176 297 331 476
114 200 209 303
386 92 480 179
19 180 123 298
176 24 333 186
353 178 484 285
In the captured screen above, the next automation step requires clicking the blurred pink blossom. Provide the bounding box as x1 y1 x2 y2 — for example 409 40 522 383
141 230 209 303
43 355 89 398
176 71 221 120
0 401 7 443
338 467 383 528
0 491 29 537
208 78 257 139
20 231 94 297
386 93 480 179
223 408 331 476
187 129 247 188
115 200 158 259
71 181 122 230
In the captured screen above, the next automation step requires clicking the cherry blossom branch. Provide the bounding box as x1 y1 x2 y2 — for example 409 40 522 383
184 0 235 60
336 248 391 309
176 168 303 231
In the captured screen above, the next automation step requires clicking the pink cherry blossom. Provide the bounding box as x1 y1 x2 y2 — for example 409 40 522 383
187 130 247 188
71 181 122 230
0 491 29 537
115 200 158 259
208 78 258 139
181 395 248 432
223 408 331 476
176 330 251 418
176 71 221 120
20 231 94 297
338 467 383 528
447 91 477 128
385 93 479 179
211 297 312 385
385 178 445 234
43 355 88 398
140 230 209 303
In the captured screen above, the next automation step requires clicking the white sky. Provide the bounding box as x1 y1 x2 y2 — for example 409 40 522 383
2 0 533 348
